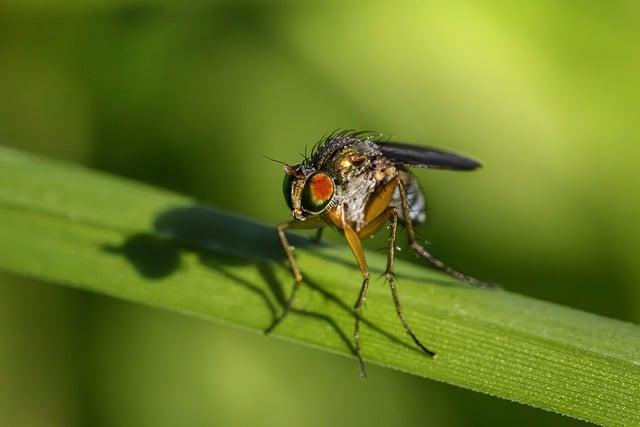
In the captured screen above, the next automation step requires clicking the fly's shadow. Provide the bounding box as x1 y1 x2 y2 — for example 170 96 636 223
104 205 426 357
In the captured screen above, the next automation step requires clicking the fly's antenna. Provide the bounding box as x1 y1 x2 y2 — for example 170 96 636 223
262 154 290 167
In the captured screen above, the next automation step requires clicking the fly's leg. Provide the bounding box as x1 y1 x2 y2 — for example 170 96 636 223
385 207 436 357
265 218 324 334
312 227 324 243
342 216 370 379
397 182 492 289
264 221 302 334
353 273 369 379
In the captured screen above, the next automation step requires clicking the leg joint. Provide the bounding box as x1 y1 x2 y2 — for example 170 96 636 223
277 222 289 232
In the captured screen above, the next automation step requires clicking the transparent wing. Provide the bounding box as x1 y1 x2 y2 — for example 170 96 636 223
377 142 481 171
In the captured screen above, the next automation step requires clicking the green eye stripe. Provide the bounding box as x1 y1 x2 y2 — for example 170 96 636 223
282 173 294 210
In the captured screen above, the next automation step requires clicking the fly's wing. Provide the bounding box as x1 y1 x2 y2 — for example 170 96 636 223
377 142 481 171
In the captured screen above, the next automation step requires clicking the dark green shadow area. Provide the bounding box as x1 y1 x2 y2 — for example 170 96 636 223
154 205 308 262
104 204 429 359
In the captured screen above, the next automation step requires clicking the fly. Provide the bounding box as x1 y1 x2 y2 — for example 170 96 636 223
266 130 490 378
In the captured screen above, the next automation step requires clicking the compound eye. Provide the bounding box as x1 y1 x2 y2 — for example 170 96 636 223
301 172 335 214
282 172 294 210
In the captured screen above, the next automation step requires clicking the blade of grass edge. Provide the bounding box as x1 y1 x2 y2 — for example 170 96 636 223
0 146 638 425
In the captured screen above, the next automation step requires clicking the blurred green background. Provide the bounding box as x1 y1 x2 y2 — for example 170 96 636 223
1 1 639 426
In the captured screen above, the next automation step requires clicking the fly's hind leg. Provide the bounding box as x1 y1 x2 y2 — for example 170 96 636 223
265 217 326 334
384 207 436 357
397 182 492 289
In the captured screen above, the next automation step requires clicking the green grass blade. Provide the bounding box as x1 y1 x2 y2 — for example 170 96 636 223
0 146 638 425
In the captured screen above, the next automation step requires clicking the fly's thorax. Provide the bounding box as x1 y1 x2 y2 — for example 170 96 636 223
331 156 400 231
322 140 383 184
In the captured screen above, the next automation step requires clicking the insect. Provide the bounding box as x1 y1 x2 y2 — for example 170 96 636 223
266 130 489 378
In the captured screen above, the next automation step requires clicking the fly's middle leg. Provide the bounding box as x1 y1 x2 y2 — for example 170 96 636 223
384 207 436 357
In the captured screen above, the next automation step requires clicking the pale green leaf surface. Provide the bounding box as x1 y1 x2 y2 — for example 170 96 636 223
0 146 638 425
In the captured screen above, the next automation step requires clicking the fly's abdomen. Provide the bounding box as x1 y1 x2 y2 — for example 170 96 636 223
392 171 426 224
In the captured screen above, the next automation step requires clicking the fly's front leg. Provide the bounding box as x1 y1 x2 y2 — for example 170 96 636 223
385 207 436 357
397 182 492 289
265 217 325 334
278 221 303 283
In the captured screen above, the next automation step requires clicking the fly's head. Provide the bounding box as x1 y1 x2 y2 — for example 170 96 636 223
282 164 336 221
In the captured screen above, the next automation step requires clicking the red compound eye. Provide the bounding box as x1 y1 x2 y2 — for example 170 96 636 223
302 172 335 214
310 173 333 201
